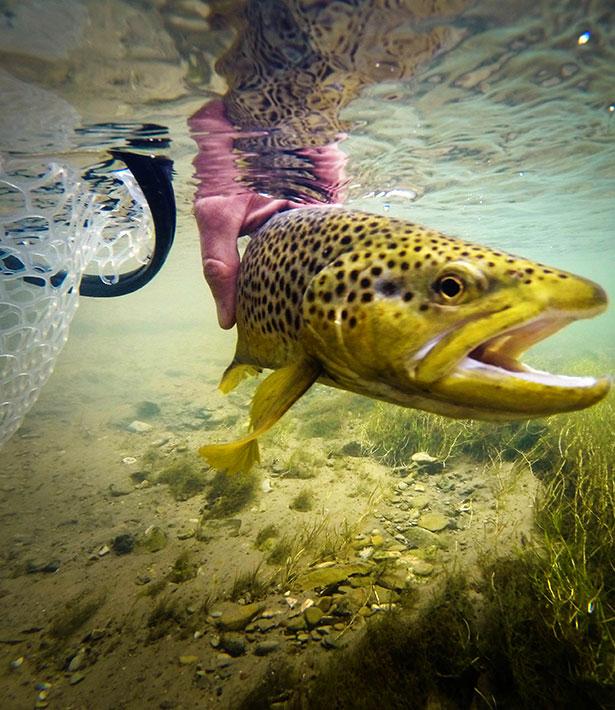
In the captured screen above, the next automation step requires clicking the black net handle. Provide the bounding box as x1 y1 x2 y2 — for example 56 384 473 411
79 150 176 297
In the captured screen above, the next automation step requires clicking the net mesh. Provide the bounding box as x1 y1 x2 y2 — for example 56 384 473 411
0 156 152 447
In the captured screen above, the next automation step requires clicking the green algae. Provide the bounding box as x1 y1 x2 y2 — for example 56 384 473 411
156 455 208 500
206 469 256 518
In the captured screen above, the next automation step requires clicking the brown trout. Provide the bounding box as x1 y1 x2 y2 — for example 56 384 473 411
200 207 609 474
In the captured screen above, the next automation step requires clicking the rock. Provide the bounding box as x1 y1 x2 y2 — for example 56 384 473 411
403 527 442 549
26 560 60 574
304 606 324 628
112 534 135 555
371 550 401 561
138 526 168 553
219 633 246 657
371 585 400 605
375 569 409 592
284 616 307 632
254 618 277 632
418 513 450 533
261 478 273 493
97 545 110 557
127 420 153 433
178 655 199 665
408 494 431 509
216 602 265 631
108 484 131 497
409 559 434 577
254 641 280 656
411 452 444 473
67 648 86 672
295 563 372 592
370 533 385 547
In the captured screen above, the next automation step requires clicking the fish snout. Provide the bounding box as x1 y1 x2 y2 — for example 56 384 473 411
548 273 608 318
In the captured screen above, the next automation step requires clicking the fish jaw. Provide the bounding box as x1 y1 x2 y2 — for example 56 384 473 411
408 286 610 419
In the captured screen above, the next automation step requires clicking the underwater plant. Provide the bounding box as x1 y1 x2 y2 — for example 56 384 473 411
205 469 256 518
289 487 315 512
229 563 271 602
156 455 209 500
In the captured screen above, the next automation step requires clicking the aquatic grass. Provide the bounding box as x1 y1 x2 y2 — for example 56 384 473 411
229 563 272 602
156 455 209 500
358 402 553 469
289 487 315 512
529 402 615 687
206 469 256 518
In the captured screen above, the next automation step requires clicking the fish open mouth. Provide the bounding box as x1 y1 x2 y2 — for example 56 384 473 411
415 306 610 419
462 314 600 387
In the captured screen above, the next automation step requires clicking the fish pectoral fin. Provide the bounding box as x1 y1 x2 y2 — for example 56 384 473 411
199 358 321 474
219 362 261 394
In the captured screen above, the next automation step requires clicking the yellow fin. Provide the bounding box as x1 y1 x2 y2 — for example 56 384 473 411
200 358 321 474
199 437 260 476
219 362 260 394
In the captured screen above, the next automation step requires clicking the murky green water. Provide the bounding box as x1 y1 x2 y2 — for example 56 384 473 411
0 2 613 708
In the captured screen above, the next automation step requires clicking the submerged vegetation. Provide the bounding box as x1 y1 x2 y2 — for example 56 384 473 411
240 394 614 708
156 455 209 500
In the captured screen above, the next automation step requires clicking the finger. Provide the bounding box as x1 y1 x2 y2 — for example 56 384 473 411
195 195 247 328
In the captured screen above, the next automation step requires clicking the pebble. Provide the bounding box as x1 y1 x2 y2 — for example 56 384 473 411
261 478 273 493
121 456 137 465
304 606 324 628
26 560 60 574
127 420 153 433
178 655 199 665
417 513 450 533
219 634 246 657
97 545 110 557
69 672 85 685
216 602 265 631
358 546 374 559
68 648 86 672
10 656 24 669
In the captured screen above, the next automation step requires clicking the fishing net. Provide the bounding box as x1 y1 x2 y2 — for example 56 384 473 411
0 156 153 448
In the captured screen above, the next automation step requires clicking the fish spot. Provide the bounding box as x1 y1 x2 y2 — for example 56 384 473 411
376 280 399 297
361 292 373 303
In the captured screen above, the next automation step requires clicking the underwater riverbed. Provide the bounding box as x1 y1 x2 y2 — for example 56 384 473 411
1 1 614 709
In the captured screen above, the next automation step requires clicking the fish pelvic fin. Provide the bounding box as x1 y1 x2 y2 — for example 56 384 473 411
200 358 321 474
219 362 261 394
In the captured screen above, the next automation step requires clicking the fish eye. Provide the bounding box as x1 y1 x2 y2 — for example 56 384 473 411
435 275 464 300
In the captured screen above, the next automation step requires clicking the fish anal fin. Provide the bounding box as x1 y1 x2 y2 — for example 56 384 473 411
199 437 260 476
219 362 260 394
199 358 321 474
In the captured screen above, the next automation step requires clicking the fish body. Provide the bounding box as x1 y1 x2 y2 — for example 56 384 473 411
200 206 609 473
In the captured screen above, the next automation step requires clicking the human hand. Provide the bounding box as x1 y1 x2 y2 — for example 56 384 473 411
189 100 346 329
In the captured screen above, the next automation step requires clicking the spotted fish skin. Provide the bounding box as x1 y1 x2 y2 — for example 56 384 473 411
235 205 598 377
200 205 608 474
